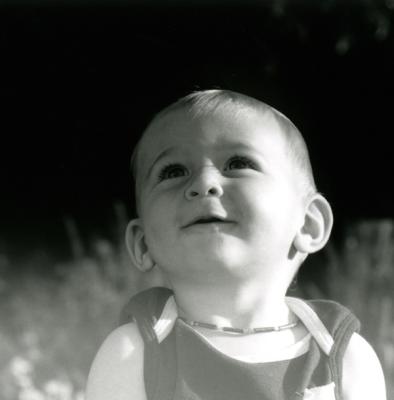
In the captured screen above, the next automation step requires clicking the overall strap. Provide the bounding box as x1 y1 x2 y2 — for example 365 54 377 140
119 287 177 400
313 300 360 400
287 297 360 400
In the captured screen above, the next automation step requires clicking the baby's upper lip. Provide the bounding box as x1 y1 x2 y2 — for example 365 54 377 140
182 213 233 228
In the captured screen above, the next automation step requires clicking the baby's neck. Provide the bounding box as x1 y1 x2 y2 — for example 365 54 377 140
171 279 306 363
173 278 292 329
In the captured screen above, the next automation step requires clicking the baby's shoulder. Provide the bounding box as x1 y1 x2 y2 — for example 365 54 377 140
85 322 146 400
92 322 144 362
342 332 386 400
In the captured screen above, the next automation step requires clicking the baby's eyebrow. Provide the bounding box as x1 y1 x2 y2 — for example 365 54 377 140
221 143 263 157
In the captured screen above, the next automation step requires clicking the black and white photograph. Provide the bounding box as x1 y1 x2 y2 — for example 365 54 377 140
0 0 393 398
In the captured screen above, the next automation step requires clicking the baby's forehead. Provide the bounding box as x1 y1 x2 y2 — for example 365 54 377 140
134 105 290 181
140 103 284 148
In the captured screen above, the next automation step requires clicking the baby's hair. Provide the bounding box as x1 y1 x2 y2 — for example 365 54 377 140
130 90 317 211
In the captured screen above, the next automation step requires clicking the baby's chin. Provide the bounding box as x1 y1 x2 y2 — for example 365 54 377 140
182 236 245 259
162 247 260 281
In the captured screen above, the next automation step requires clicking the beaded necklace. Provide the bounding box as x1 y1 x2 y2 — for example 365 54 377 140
179 317 298 335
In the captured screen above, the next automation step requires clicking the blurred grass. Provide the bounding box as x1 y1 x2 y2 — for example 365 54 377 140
0 211 393 399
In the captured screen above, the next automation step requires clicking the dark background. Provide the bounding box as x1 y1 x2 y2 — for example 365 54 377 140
1 0 393 263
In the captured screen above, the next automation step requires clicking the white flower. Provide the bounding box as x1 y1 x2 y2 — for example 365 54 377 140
10 356 33 377
9 357 34 388
43 379 73 400
19 386 45 400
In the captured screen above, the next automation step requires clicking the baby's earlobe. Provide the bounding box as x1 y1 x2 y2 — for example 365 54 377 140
141 253 156 272
293 233 309 254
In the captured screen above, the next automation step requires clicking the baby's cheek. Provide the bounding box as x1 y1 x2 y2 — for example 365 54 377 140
145 222 177 256
144 233 166 267
145 224 165 248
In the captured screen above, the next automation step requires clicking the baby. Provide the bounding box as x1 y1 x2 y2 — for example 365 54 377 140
86 90 386 399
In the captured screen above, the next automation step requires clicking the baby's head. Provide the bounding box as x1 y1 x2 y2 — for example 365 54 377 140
126 90 333 290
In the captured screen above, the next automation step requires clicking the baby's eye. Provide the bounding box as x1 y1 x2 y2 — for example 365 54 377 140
225 156 257 171
158 163 188 181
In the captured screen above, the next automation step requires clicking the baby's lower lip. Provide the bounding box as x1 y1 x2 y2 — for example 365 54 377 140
195 220 231 224
184 221 233 229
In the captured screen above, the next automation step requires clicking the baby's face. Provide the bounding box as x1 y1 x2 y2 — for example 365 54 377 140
135 107 305 281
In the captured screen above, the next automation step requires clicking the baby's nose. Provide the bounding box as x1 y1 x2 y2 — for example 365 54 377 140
184 168 224 200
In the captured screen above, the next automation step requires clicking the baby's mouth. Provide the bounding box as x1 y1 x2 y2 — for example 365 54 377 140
183 216 232 228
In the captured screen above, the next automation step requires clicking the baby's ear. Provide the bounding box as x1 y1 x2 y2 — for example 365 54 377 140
293 193 333 254
125 219 155 272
